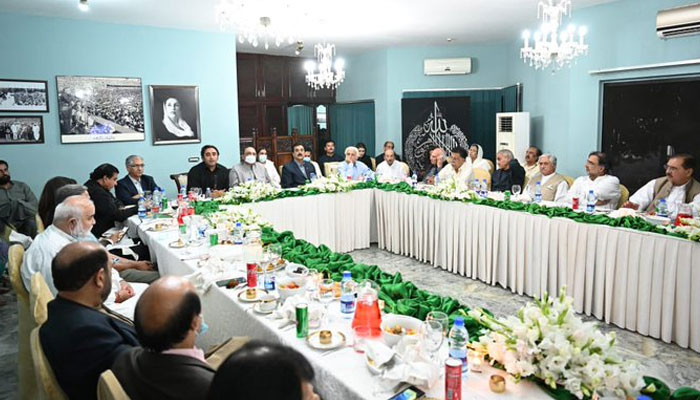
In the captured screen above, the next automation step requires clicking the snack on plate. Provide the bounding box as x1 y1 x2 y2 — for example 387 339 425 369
319 330 332 345
384 325 416 336
279 282 300 290
245 289 256 299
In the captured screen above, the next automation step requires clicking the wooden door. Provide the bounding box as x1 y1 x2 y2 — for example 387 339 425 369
236 53 260 100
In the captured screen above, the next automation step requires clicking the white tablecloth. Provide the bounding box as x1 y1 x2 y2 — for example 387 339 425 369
128 217 544 399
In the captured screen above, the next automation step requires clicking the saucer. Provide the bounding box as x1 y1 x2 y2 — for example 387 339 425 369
237 288 267 302
307 330 346 350
252 302 276 314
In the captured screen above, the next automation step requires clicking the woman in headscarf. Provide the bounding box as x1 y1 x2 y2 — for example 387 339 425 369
356 143 374 170
161 97 194 138
467 143 491 172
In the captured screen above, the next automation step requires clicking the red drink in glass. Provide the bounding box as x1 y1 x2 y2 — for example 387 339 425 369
351 297 382 338
675 212 693 226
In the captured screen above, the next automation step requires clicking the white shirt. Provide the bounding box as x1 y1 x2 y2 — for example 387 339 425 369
129 175 144 195
311 161 323 179
566 174 621 211
525 173 569 203
629 179 700 217
438 163 474 184
21 225 124 306
376 160 408 182
261 160 281 188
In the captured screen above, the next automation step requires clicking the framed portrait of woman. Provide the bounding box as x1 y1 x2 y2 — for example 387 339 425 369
149 85 201 145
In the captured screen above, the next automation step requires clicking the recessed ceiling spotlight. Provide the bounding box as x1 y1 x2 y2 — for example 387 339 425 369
78 0 89 12
446 38 454 42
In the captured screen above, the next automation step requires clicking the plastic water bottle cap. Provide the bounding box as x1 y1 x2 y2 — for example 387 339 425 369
342 270 351 277
235 222 242 227
453 317 464 327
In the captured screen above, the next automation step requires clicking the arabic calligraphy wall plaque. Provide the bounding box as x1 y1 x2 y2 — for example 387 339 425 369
401 97 470 174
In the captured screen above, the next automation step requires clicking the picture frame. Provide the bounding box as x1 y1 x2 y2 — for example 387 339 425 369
0 116 44 144
0 79 49 112
149 85 201 145
56 76 145 144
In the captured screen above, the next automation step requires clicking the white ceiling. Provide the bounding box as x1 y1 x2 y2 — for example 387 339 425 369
2 0 617 55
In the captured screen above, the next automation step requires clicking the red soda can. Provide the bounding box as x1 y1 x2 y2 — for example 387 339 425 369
572 197 580 211
445 358 462 400
177 193 184 202
246 263 257 288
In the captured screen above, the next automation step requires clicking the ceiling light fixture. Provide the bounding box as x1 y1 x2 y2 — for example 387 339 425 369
294 41 304 56
520 0 588 71
78 0 89 12
304 43 345 90
216 0 297 50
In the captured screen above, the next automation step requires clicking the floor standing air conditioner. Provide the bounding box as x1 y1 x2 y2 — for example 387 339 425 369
496 112 530 161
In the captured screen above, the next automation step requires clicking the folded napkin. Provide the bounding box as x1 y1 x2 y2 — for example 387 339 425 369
609 207 638 219
370 334 440 389
272 295 324 323
365 340 395 367
186 258 240 293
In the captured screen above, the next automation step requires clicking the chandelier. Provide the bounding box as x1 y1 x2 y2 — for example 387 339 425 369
520 0 588 71
216 0 296 50
304 43 346 90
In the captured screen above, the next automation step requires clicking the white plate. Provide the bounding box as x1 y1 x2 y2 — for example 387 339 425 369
237 288 268 302
168 239 186 248
307 330 346 350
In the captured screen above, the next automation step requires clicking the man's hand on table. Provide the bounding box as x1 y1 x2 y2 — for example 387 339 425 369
115 281 135 303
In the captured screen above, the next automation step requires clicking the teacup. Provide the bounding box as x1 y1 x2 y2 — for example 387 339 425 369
259 295 277 312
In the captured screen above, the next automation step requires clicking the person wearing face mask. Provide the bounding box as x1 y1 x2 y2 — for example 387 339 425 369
257 147 281 187
39 242 140 400
229 147 274 187
0 159 39 237
20 195 150 318
304 149 323 178
113 276 246 400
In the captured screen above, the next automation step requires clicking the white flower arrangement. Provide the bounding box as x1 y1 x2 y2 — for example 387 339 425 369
218 181 281 204
468 287 644 399
207 206 271 232
300 175 354 193
424 177 477 201
666 218 700 242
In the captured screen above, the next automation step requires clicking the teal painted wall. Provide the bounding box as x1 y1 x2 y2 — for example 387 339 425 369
338 44 511 155
0 13 239 196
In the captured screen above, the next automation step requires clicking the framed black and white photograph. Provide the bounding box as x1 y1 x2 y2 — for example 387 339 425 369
0 116 44 144
56 76 145 144
0 79 49 112
149 85 201 145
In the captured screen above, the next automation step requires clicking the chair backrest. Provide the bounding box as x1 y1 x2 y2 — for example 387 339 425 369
278 164 284 176
399 162 410 176
169 173 188 193
8 244 28 304
36 214 45 234
97 370 130 400
618 184 630 208
484 159 495 175
30 327 68 400
370 157 376 170
30 272 55 326
324 162 340 177
563 175 574 187
472 168 491 190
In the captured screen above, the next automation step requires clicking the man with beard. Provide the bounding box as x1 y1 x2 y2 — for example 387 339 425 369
0 160 38 237
21 195 146 319
39 241 139 400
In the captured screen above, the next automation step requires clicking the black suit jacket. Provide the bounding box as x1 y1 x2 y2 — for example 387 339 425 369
115 175 159 206
40 296 139 400
491 159 526 192
85 179 138 237
113 347 215 400
281 161 316 188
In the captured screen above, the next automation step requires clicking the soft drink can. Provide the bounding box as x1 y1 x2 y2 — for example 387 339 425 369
572 196 580 210
296 303 309 338
177 193 184 202
445 358 462 400
152 204 160 214
264 274 276 291
161 197 169 210
209 232 219 246
246 263 257 288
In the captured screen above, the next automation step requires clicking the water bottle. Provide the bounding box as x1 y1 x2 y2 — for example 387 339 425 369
448 317 469 377
310 172 317 182
340 271 356 319
232 222 244 245
179 185 186 198
434 173 440 185
481 179 488 198
411 173 418 188
534 181 542 204
586 190 596 214
205 187 212 198
137 197 146 219
656 198 669 218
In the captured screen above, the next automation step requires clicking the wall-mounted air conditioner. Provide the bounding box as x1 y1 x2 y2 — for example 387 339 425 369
496 112 530 162
657 3 700 39
423 58 472 75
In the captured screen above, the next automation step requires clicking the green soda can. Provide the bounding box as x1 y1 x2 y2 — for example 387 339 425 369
296 303 309 338
209 232 219 246
504 190 511 201
162 197 169 211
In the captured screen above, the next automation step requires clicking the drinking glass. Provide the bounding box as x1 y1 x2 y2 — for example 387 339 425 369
470 180 480 192
511 185 522 198
421 320 444 363
319 279 335 326
426 311 449 336
269 243 283 262
191 187 202 198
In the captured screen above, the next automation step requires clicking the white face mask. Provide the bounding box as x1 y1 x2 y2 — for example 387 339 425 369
303 156 311 163
258 154 267 163
244 155 256 164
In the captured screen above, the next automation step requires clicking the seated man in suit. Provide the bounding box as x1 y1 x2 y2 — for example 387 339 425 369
281 143 316 188
113 276 215 400
40 241 139 400
115 155 160 205
491 149 526 192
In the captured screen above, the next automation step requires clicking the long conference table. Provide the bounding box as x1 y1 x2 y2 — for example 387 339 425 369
127 187 700 397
